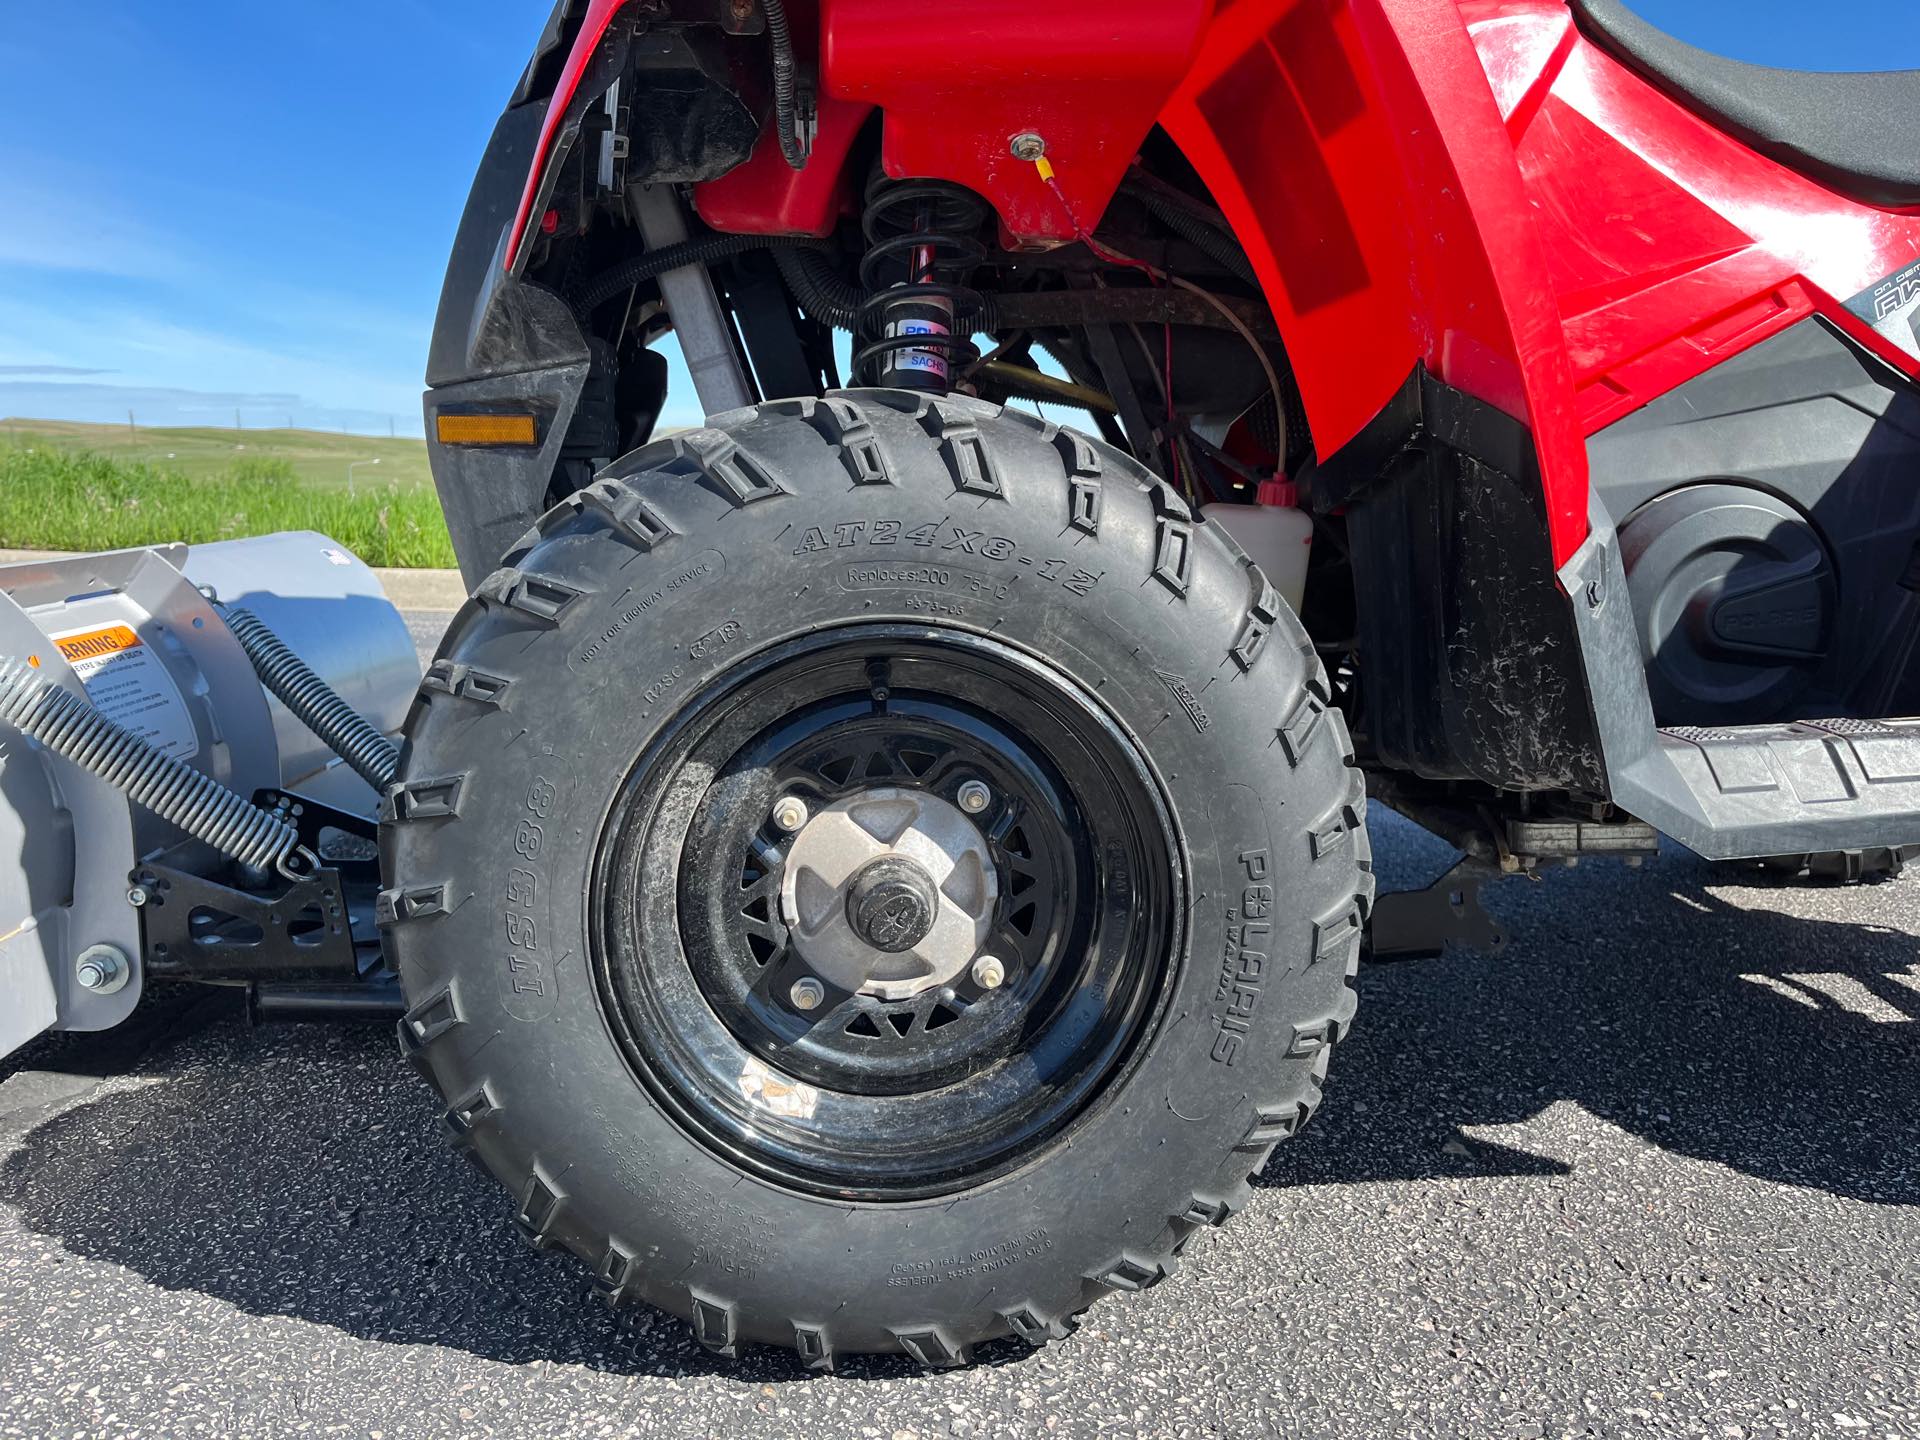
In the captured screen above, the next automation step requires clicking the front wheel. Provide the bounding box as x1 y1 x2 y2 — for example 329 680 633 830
381 391 1372 1366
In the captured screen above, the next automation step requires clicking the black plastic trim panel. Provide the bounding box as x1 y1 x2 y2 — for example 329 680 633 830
1315 367 1605 793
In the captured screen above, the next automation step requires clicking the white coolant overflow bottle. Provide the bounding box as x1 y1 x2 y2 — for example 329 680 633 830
1202 479 1314 616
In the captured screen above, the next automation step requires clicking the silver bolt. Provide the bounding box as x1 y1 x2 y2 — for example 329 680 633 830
126 886 149 908
970 955 1006 990
1010 132 1047 162
790 976 826 1011
957 780 992 815
75 944 130 995
773 795 810 833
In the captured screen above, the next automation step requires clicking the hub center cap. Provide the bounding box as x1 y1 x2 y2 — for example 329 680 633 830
778 786 997 1001
846 856 938 952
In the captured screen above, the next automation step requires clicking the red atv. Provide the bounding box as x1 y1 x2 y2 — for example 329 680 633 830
405 0 1920 1365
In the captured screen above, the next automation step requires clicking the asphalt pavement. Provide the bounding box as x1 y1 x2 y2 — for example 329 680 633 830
0 609 1915 1438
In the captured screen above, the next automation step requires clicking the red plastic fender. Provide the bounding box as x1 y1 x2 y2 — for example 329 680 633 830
505 0 627 275
811 0 1600 559
694 94 874 238
1160 0 1592 560
510 0 1920 571
819 0 1214 245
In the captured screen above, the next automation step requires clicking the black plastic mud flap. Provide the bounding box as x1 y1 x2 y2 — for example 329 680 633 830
1563 499 1920 859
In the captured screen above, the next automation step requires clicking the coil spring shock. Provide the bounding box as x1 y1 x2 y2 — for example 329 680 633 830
0 657 307 876
853 177 989 393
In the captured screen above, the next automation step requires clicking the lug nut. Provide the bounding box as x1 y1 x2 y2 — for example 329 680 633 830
970 955 1006 990
772 796 810 833
957 780 992 814
1009 131 1047 162
790 976 826 1011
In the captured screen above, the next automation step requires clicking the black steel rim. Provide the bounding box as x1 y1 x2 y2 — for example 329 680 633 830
591 625 1181 1201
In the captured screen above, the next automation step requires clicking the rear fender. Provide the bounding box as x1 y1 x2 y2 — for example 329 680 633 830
1161 0 1589 558
1160 0 1920 567
803 0 1589 562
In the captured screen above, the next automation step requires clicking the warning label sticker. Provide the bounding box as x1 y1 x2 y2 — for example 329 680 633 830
50 623 199 763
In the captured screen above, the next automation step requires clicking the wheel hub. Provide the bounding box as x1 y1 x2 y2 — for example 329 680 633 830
602 629 1179 1198
779 787 996 1002
845 856 938 953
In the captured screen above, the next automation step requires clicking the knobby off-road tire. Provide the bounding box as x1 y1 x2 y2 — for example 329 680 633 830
1756 847 1916 883
380 390 1372 1368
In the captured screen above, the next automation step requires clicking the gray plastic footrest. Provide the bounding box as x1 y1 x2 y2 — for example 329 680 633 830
1647 718 1920 858
1562 504 1920 861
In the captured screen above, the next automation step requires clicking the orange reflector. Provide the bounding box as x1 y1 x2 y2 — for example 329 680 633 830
436 412 538 446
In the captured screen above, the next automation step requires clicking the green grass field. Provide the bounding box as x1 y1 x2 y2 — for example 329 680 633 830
0 419 454 568
0 417 432 488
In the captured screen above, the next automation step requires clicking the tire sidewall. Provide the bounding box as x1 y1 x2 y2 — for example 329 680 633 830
387 396 1364 1353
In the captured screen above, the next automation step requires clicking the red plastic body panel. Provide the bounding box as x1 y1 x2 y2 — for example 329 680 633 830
1464 1 1920 431
1164 0 1594 547
819 0 1213 244
506 0 626 273
513 0 1920 566
694 95 873 237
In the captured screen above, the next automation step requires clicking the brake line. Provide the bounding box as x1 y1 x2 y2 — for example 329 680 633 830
1027 152 1289 460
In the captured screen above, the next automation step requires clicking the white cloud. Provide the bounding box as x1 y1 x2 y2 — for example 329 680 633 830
0 290 426 429
0 380 422 437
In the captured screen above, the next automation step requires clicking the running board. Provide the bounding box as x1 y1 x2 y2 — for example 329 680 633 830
1564 503 1920 861
1637 719 1920 859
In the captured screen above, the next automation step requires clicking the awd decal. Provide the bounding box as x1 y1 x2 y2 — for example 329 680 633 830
1846 256 1920 361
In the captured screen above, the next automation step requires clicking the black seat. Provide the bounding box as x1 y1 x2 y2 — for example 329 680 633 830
1572 0 1920 208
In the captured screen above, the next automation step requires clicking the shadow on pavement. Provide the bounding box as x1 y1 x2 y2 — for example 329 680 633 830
0 843 1912 1376
0 1017 1018 1381
1263 848 1919 1205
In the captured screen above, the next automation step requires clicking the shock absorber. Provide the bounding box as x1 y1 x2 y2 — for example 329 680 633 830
854 177 989 394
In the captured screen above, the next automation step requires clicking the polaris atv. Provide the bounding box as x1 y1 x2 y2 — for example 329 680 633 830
8 0 1920 1371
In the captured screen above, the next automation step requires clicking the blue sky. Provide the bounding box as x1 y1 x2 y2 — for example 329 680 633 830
2 1 1916 437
